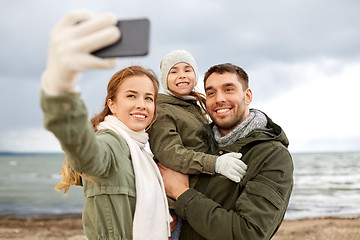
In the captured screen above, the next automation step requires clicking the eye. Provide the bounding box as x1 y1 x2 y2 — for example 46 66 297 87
127 94 136 99
145 96 154 102
225 87 235 92
206 91 215 97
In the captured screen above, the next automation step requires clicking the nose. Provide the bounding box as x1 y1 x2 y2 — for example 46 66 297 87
215 91 226 103
178 70 186 79
136 98 146 109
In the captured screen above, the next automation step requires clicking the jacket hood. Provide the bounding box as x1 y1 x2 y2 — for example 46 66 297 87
256 111 289 148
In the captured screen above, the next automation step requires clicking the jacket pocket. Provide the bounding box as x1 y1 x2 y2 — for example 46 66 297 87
246 180 284 210
235 179 285 236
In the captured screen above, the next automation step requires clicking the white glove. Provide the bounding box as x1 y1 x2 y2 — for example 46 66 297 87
41 11 121 95
215 152 247 183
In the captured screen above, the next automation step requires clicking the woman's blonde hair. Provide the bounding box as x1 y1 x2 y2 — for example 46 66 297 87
56 66 159 194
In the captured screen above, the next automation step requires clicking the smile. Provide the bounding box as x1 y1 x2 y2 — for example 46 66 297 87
176 82 189 87
131 114 147 119
216 108 231 114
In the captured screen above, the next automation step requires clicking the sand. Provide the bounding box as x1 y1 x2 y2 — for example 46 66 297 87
0 215 359 239
0 216 84 240
273 217 360 240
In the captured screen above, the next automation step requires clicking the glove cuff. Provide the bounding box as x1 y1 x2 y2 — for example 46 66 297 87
214 156 221 173
41 70 81 95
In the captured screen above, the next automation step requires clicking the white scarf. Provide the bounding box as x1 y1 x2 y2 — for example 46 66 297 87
97 115 171 239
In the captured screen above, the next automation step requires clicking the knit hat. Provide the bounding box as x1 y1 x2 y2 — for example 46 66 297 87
160 50 199 92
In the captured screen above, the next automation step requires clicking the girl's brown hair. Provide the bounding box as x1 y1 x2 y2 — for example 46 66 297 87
187 90 207 114
56 66 159 194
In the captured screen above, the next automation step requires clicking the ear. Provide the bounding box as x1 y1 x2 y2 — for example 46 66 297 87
245 88 253 105
107 99 115 115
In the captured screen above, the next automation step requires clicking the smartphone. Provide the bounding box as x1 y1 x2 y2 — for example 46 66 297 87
92 18 150 58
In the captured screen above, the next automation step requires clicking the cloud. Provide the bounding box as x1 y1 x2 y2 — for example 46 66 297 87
1 0 360 153
253 59 360 152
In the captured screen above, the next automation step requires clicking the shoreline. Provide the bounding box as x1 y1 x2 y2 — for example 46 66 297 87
1 215 359 240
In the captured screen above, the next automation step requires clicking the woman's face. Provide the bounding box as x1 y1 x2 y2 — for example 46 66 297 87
108 75 156 131
167 62 196 96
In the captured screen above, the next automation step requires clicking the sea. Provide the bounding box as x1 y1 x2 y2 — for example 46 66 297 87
0 152 359 220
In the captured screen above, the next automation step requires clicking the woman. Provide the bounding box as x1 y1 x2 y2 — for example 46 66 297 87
41 12 170 240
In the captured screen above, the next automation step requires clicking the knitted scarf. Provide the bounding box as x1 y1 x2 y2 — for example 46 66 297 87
97 115 171 239
213 109 268 148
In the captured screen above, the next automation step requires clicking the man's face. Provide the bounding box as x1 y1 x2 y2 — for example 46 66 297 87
205 72 252 136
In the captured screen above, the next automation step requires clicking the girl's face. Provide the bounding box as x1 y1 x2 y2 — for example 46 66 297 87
167 62 196 96
108 75 156 131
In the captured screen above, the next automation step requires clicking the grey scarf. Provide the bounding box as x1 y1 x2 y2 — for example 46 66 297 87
213 109 267 148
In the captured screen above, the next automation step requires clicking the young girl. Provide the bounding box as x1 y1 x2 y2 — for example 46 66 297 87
148 50 247 239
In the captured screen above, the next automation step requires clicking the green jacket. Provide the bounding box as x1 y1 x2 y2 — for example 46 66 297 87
148 94 217 175
175 113 294 240
41 92 136 240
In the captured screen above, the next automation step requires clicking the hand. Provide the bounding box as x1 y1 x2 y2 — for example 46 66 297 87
41 11 121 95
170 214 178 233
158 163 189 200
215 152 247 183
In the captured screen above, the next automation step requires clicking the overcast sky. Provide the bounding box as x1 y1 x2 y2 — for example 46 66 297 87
1 0 359 153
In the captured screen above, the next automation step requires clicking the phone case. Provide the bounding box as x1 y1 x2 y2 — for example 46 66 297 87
92 18 150 58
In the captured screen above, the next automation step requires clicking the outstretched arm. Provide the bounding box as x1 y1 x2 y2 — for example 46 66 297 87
41 12 124 176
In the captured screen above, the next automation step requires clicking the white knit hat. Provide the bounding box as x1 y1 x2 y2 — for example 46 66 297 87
160 49 199 92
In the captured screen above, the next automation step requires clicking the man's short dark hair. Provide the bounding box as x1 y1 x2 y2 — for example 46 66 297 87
203 63 249 90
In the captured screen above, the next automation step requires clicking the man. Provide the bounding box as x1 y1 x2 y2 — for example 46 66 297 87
158 63 294 240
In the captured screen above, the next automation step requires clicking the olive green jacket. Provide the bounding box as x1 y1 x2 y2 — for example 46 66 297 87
175 113 294 240
148 94 217 175
41 92 136 240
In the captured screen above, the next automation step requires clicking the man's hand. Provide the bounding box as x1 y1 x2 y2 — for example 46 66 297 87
42 11 121 95
158 163 189 200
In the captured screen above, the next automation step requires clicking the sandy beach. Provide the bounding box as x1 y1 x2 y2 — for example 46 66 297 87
0 215 359 240
273 217 360 240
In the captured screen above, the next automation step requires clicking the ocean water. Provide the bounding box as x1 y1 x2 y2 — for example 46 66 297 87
0 152 359 220
285 152 360 220
0 154 84 217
